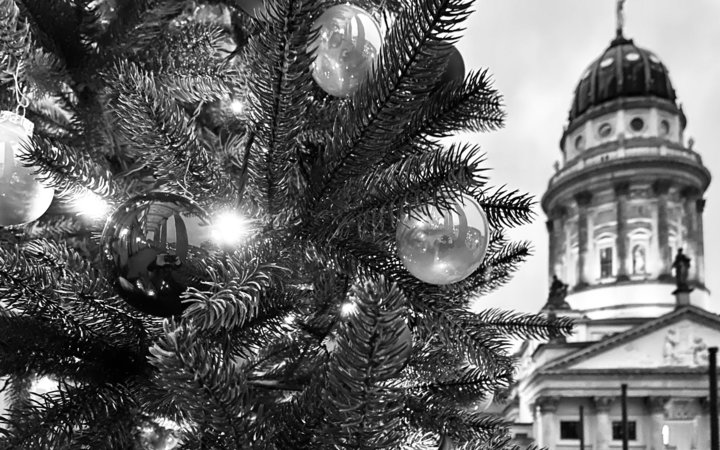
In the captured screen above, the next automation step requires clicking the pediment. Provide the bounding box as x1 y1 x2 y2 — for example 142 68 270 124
543 306 720 371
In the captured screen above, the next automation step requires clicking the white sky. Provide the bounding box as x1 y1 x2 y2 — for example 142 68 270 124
458 0 720 313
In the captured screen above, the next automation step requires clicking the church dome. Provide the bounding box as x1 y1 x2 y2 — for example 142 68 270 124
569 37 677 122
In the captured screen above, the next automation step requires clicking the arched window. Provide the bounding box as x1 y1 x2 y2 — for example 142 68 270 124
596 233 616 280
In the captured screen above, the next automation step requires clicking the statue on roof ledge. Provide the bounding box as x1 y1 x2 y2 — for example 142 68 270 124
672 248 693 293
545 275 570 311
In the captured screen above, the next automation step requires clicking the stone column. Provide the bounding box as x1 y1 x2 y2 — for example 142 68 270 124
646 396 668 450
547 206 566 280
696 198 706 285
575 191 593 289
653 180 672 278
615 182 630 280
680 186 701 283
547 219 556 281
594 396 614 450
537 396 560 450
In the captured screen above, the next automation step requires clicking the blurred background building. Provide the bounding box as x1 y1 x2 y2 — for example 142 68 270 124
504 5 718 450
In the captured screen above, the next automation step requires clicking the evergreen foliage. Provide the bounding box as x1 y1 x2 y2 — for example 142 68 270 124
0 0 572 448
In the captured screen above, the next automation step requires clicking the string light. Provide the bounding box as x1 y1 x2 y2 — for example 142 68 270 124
71 190 110 219
229 99 244 115
210 210 250 246
340 302 358 316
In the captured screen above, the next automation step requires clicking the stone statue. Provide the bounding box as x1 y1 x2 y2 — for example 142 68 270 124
672 248 692 292
692 337 709 366
663 328 679 365
546 275 570 310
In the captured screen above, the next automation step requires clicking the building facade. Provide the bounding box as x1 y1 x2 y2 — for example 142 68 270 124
505 24 718 450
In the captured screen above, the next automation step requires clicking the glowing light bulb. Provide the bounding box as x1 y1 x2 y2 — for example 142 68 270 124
229 99 244 114
72 190 110 219
211 211 250 245
340 302 357 316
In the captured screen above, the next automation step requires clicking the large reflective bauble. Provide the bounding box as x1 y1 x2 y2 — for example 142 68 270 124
101 192 215 317
310 4 382 97
396 197 489 285
0 111 53 227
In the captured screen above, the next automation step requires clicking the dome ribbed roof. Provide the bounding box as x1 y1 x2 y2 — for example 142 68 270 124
569 37 677 121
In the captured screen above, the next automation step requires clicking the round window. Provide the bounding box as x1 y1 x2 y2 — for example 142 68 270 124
574 135 585 151
630 117 645 132
659 120 670 136
626 53 640 61
598 123 613 138
600 57 614 68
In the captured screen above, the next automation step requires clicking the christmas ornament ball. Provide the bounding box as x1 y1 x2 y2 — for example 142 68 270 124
310 4 382 97
0 111 53 227
439 46 465 85
396 197 489 285
101 192 215 317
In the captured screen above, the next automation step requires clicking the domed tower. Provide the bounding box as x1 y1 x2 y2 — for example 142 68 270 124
541 19 712 319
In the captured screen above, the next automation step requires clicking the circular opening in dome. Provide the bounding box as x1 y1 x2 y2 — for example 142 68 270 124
600 57 614 68
574 135 585 151
626 52 640 61
598 123 613 138
630 117 645 132
649 54 661 63
660 119 670 136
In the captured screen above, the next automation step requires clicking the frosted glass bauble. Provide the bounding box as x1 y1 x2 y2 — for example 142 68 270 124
101 192 215 317
396 197 489 285
310 4 382 97
0 111 53 226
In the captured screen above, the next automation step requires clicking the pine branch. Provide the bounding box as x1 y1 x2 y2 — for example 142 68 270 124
318 143 488 242
380 69 505 167
182 258 290 332
106 60 229 196
321 277 409 449
310 0 475 205
474 186 535 229
24 136 129 201
0 382 137 449
244 0 319 215
0 0 32 69
148 322 250 447
464 309 574 341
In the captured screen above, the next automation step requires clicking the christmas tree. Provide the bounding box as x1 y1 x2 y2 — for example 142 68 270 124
0 0 571 448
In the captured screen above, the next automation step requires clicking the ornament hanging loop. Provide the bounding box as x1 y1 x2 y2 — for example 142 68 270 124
8 61 30 116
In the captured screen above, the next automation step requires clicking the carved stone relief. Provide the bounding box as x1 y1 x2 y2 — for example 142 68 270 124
662 325 710 367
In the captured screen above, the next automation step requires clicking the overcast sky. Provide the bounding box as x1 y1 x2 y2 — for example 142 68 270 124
456 0 720 313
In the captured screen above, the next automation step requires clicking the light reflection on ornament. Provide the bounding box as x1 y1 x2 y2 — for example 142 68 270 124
0 111 53 226
396 196 489 285
310 4 382 97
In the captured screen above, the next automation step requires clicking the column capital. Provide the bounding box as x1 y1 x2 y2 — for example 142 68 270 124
696 198 706 213
614 181 631 197
549 205 568 220
645 396 669 414
653 179 673 195
536 396 561 413
699 396 720 414
593 396 614 412
574 191 593 207
680 185 702 200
